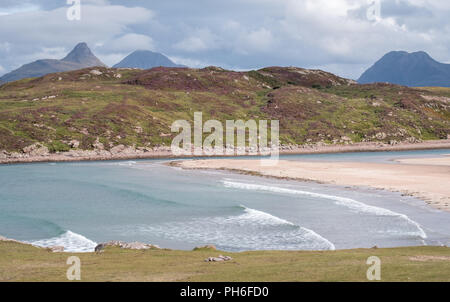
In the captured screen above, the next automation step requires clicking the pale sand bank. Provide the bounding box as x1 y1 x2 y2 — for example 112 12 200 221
395 155 450 166
177 157 450 212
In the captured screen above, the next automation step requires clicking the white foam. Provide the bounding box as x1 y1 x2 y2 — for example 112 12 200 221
231 206 295 226
133 205 335 251
222 180 427 239
117 161 137 166
28 231 97 253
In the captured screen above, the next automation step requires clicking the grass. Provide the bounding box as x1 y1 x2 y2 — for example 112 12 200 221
0 241 449 282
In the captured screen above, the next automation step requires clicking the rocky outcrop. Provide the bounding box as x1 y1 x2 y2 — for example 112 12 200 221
193 245 217 251
94 241 161 252
22 143 49 156
205 255 233 262
47 246 65 253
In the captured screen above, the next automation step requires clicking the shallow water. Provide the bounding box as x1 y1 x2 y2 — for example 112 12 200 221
0 149 449 252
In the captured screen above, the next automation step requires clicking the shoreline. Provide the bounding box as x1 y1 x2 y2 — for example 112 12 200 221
1 139 450 165
175 156 450 212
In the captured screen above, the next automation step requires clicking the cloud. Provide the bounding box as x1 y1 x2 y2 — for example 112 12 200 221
235 28 275 54
174 28 220 52
98 33 155 52
0 3 154 71
0 3 40 16
2 0 450 79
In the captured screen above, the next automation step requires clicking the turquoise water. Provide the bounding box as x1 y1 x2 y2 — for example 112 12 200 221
0 149 449 252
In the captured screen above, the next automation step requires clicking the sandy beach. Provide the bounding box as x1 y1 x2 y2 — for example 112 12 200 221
176 156 450 212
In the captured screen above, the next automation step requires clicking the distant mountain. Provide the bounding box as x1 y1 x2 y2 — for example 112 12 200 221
358 51 450 87
113 50 185 69
0 42 106 83
61 42 105 67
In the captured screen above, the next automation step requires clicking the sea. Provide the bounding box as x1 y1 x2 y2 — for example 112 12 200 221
0 149 449 252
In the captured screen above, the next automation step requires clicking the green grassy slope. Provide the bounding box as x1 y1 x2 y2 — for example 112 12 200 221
0 241 449 281
0 66 448 153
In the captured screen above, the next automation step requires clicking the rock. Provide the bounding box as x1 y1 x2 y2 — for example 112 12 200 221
193 245 217 251
92 138 104 150
69 140 80 148
121 242 161 250
375 132 387 140
389 140 398 146
22 143 49 156
406 137 419 143
89 69 103 76
205 255 233 262
94 241 161 252
110 144 126 155
48 246 65 252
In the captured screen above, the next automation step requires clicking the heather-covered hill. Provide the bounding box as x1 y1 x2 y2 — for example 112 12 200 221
0 66 448 155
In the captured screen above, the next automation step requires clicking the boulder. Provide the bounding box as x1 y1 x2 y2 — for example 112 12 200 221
22 143 49 156
48 246 65 252
375 132 387 140
69 140 80 148
95 241 161 252
193 245 217 251
205 255 233 262
0 151 7 159
92 138 104 150
110 144 126 155
89 69 103 76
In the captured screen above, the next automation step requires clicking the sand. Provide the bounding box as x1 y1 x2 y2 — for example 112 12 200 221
176 157 450 212
395 155 450 166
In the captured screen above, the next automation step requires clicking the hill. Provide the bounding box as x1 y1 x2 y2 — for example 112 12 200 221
113 50 185 69
0 66 448 157
0 43 106 83
359 51 450 87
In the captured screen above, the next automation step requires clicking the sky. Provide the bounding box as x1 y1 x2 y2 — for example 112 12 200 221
0 0 450 79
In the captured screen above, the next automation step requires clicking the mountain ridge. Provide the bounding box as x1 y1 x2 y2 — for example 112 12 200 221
113 50 186 69
358 51 450 87
0 42 105 83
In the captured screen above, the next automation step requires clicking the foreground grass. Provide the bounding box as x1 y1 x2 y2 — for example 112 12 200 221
0 242 449 281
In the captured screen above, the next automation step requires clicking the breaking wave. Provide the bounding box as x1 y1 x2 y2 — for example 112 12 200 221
28 230 97 253
222 180 427 239
132 205 335 251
